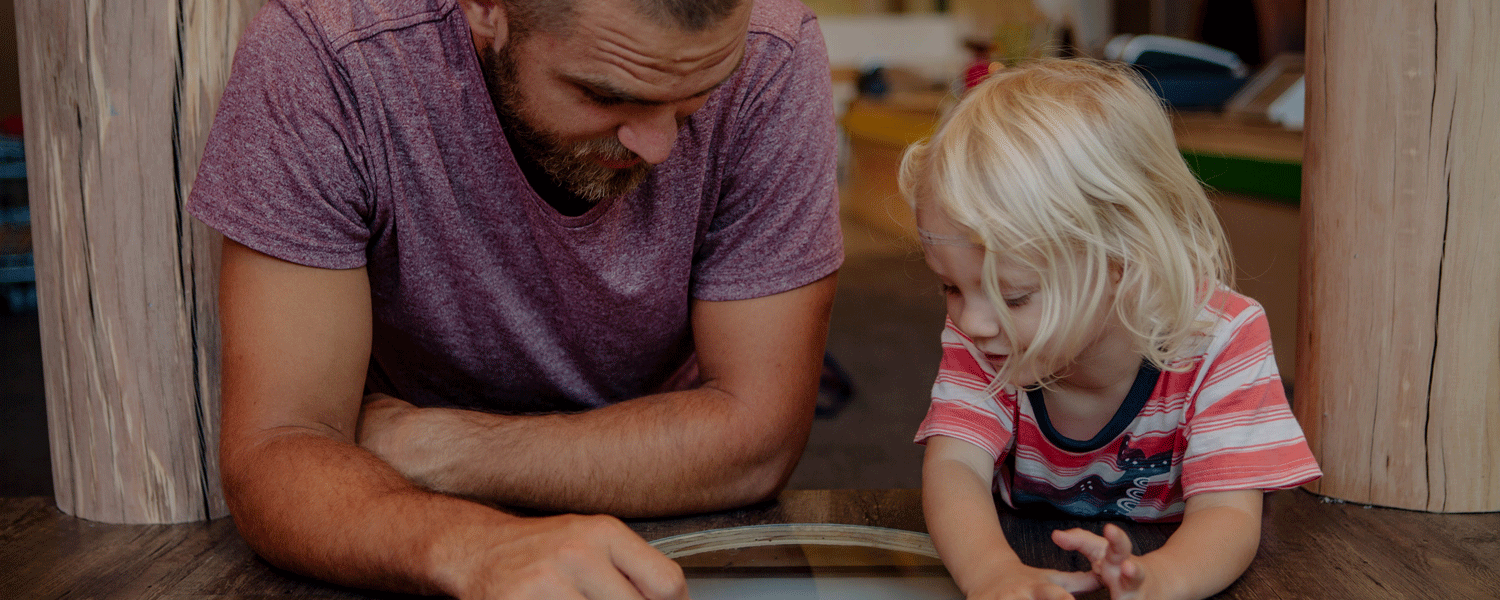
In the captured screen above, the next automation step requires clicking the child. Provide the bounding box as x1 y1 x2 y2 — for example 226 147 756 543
901 59 1321 600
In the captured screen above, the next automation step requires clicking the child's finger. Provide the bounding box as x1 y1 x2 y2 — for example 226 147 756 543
1022 584 1075 600
1050 528 1109 562
1043 585 1076 600
1047 569 1104 594
1118 556 1145 588
1101 523 1135 564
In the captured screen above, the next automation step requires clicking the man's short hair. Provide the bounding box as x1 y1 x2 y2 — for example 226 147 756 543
502 0 744 37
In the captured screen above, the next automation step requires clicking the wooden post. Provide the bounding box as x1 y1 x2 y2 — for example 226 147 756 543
1298 1 1500 512
16 0 264 523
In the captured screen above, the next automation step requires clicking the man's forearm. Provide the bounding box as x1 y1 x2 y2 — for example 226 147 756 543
225 428 690 599
360 274 836 517
222 428 501 596
361 384 813 517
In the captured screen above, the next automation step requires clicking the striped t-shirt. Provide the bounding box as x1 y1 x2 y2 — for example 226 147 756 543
915 287 1321 522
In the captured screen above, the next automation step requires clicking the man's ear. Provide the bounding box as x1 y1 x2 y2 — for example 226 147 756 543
458 0 510 51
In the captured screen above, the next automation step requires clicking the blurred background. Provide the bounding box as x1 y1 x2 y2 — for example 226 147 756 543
0 0 1309 496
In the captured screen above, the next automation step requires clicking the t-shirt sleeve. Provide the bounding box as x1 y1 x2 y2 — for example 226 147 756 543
187 2 373 269
1180 300 1322 497
689 11 844 301
913 318 1016 461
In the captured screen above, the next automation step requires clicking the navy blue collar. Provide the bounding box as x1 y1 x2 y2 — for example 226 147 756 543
1027 361 1161 453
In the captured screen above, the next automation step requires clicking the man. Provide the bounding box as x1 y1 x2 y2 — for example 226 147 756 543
188 0 843 596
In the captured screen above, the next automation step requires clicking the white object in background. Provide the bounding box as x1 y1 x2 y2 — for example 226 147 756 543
817 14 963 83
1267 75 1305 131
1104 34 1250 78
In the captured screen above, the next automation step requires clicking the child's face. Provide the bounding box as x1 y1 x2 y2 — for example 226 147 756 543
918 203 1048 387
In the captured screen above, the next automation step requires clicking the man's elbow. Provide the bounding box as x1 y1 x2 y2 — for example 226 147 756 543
687 382 817 511
740 454 798 505
725 426 809 506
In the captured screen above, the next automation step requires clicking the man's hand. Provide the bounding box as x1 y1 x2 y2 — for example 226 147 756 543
1053 524 1160 599
442 513 689 600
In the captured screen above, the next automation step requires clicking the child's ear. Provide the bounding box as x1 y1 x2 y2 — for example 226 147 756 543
458 0 510 52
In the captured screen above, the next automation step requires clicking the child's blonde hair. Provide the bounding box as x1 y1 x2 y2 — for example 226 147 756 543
900 58 1232 386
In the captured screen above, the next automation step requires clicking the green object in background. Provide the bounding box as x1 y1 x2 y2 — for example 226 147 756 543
1181 150 1301 205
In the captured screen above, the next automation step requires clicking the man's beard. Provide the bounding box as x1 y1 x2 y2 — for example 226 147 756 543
480 43 655 203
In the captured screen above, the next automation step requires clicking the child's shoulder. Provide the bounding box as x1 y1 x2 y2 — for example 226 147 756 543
1161 286 1272 371
1201 285 1267 324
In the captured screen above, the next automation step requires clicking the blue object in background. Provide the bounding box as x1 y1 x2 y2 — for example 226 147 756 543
1105 34 1249 110
0 135 23 179
0 132 33 312
856 65 889 98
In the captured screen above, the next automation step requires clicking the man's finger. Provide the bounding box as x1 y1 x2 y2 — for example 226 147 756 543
613 551 686 600
604 529 688 600
541 518 666 600
570 559 652 600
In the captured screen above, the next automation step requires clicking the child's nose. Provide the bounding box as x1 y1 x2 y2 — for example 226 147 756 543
955 299 1001 342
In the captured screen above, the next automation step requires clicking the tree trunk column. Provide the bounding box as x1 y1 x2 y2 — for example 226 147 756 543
1298 0 1499 512
16 0 262 524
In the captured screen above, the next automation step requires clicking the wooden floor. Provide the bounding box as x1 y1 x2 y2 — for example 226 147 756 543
1241 491 1500 599
3 489 1497 599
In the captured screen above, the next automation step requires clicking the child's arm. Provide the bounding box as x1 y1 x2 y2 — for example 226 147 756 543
924 435 1101 600
1051 489 1263 600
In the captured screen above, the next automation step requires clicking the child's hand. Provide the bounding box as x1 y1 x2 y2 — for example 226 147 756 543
963 560 1101 600
1052 524 1166 599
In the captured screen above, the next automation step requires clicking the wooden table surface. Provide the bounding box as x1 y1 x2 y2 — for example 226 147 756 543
3 488 1497 599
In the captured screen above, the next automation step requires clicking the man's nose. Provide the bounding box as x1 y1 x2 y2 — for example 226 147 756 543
616 107 679 165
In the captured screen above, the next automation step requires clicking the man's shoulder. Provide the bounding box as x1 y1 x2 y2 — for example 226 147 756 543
748 0 819 43
270 0 458 50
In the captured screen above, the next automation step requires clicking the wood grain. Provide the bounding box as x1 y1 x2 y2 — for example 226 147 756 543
1297 0 1500 512
169 0 271 524
3 489 1497 599
15 0 264 523
1423 1 1500 515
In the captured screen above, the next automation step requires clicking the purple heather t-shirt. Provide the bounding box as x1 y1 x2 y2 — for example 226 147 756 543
189 0 843 413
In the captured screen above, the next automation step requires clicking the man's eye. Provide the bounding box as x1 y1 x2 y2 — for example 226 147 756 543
582 88 625 106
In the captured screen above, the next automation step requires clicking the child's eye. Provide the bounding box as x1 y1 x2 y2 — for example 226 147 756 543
1003 294 1031 308
940 284 961 297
